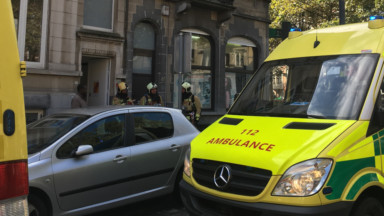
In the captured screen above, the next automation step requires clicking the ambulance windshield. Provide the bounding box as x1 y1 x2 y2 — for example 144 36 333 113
229 54 379 120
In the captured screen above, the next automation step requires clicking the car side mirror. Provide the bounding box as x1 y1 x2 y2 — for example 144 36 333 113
74 145 93 157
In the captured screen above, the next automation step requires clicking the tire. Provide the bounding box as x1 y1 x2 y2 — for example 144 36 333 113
28 193 50 216
351 197 384 216
172 170 184 206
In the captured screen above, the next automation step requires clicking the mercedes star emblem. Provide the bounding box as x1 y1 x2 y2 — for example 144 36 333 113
214 164 232 189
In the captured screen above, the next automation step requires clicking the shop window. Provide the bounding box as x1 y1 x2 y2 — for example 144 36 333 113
184 32 213 109
83 0 114 31
12 0 48 68
225 37 257 109
132 22 156 101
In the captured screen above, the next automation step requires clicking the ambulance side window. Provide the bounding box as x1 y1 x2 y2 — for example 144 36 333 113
368 80 384 136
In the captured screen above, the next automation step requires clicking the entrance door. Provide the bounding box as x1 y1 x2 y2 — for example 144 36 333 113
132 74 151 102
87 59 110 106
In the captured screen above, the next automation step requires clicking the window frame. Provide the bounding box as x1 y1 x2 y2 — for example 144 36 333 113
82 0 114 32
186 31 214 110
133 22 156 75
14 0 48 69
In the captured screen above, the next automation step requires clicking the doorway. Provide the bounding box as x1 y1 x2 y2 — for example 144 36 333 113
81 57 111 106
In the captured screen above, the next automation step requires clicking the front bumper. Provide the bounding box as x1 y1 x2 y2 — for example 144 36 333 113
180 180 353 216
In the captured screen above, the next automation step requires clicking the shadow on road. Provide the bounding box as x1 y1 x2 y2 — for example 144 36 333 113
88 194 189 216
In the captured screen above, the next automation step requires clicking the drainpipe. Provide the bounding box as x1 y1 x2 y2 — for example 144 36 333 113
123 0 130 95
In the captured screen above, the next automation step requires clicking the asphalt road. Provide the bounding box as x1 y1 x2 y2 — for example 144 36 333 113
88 194 189 216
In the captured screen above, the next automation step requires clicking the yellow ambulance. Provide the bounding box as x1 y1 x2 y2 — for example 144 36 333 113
0 1 29 215
181 16 384 216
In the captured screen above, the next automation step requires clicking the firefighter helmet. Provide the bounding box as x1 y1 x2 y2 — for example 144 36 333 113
182 82 191 92
147 82 158 91
118 82 128 91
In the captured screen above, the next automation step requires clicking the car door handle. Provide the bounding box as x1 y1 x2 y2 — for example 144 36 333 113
169 144 181 151
113 155 128 163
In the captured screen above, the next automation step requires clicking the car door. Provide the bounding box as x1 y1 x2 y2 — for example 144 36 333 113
127 111 183 195
51 112 133 211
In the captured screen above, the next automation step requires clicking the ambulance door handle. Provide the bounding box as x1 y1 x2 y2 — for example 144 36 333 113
169 144 181 152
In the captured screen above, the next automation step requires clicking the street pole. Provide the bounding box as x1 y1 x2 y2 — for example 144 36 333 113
339 0 345 25
178 32 184 109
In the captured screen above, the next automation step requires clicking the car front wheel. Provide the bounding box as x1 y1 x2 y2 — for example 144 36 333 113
28 193 50 216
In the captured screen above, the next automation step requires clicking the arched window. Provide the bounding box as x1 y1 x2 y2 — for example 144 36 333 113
182 29 213 109
225 37 257 109
132 22 155 101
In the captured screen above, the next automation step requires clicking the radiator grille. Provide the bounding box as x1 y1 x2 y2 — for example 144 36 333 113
192 159 272 196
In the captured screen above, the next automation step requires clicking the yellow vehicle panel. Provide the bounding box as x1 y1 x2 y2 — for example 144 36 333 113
191 115 354 175
267 23 384 62
0 1 27 162
181 18 384 216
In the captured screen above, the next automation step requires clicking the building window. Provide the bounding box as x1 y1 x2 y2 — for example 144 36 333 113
132 22 156 101
225 37 257 109
133 22 155 75
185 32 213 109
12 0 48 68
83 0 114 31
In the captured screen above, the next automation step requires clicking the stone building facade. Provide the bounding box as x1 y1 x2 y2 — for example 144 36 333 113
12 0 270 127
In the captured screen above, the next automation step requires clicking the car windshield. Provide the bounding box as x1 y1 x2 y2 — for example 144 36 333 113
229 54 379 120
27 114 89 154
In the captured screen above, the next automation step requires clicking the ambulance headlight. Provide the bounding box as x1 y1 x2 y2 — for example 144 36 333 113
272 159 332 196
183 148 191 177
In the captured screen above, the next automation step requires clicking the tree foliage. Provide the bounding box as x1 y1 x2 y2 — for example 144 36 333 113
269 0 384 51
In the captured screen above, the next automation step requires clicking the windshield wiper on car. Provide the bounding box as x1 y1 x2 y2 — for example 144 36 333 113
306 114 327 119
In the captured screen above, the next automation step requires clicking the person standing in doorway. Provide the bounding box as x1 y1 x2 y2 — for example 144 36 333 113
71 84 87 108
113 82 134 105
181 82 201 126
139 82 163 106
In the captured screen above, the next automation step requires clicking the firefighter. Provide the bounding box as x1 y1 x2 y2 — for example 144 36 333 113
139 82 163 106
181 81 201 125
112 82 134 105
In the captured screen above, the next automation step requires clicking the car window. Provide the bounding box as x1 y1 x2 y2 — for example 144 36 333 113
133 112 173 144
57 114 125 158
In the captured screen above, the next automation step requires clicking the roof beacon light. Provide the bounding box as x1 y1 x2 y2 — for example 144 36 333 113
290 28 302 32
370 15 384 21
288 28 303 39
369 15 384 29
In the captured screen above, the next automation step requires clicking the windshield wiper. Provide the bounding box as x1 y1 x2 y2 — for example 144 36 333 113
306 114 327 119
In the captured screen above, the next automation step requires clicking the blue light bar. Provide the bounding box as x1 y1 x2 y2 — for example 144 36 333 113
370 15 384 20
290 28 302 32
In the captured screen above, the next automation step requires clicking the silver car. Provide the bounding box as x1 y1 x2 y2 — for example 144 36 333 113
27 106 199 216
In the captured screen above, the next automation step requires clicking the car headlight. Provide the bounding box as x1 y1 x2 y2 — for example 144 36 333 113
272 159 332 196
183 148 191 177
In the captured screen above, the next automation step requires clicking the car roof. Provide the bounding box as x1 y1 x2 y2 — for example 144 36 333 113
54 105 182 117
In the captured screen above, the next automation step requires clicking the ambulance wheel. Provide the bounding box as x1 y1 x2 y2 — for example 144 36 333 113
351 196 384 216
28 193 50 216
